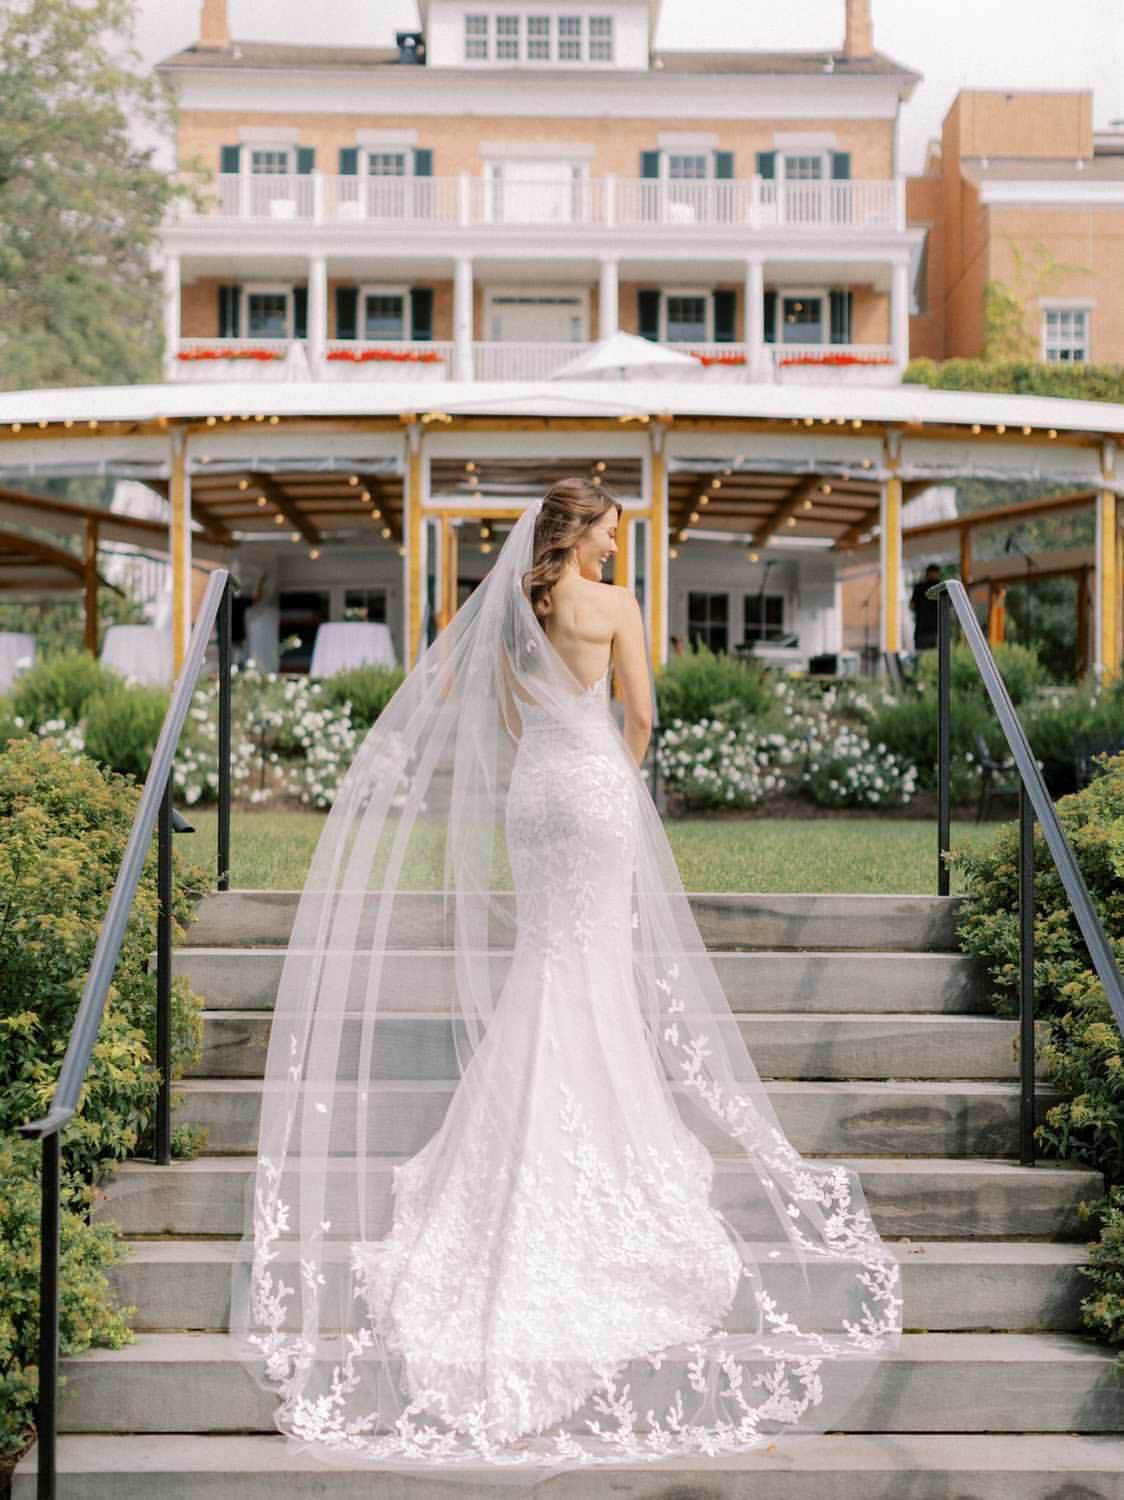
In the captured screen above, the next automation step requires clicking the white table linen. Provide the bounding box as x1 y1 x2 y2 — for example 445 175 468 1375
308 622 397 678
0 632 36 694
100 624 173 687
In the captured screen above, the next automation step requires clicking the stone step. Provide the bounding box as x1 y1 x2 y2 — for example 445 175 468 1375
51 1332 1124 1436
112 1238 1091 1335
171 947 990 1015
194 1009 1033 1081
16 1432 1124 1500
172 1077 1064 1159
183 890 966 953
96 1156 1104 1241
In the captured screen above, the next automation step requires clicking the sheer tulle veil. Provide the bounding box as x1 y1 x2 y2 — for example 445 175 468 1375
230 493 903 1475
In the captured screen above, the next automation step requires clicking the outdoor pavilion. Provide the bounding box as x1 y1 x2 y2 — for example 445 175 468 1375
0 379 1118 683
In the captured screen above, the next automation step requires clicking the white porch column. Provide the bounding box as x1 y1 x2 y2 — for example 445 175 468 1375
598 256 619 339
308 254 327 372
453 256 474 382
891 257 911 370
744 255 764 382
879 432 903 655
162 253 180 380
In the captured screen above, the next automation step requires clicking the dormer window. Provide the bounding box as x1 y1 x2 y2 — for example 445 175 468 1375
462 11 614 65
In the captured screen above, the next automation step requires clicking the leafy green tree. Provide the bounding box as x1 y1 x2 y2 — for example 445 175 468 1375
0 0 178 390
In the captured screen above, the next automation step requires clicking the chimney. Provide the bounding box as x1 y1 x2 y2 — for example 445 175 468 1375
844 0 873 58
199 0 230 50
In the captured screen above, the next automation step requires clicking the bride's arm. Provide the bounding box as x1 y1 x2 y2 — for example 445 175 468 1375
612 591 653 768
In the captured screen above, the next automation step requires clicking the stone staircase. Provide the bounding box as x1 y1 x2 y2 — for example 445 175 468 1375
15 891 1124 1498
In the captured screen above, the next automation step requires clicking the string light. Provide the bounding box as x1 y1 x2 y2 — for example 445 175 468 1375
480 542 493 554
269 415 280 425
381 527 392 539
971 423 981 434
309 548 320 560
747 550 759 563
803 417 814 427
360 490 371 502
1048 429 1058 439
480 525 491 539
289 531 300 542
397 544 407 556
1022 425 1032 436
348 475 359 486
87 419 98 430
238 478 250 491
688 511 699 523
698 494 709 506
711 477 722 489
11 423 20 433
38 419 48 429
786 516 797 527
256 496 267 508
273 514 284 525
465 461 476 473
996 423 1006 434
851 418 863 428
802 498 813 510
677 529 688 541
668 546 679 559
595 461 607 472
205 415 217 427
821 482 832 494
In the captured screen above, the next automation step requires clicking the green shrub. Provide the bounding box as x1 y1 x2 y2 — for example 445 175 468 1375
1025 679 1124 798
318 664 405 736
0 694 27 750
82 681 169 780
867 689 997 799
913 640 1050 708
1079 1186 1124 1349
10 650 115 733
904 356 1124 404
655 644 776 726
949 752 1124 1350
0 1139 132 1457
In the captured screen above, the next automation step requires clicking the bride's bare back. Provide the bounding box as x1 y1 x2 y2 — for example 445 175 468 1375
543 571 652 766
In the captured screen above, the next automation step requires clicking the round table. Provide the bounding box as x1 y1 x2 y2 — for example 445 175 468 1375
308 622 397 678
100 625 173 687
0 632 36 694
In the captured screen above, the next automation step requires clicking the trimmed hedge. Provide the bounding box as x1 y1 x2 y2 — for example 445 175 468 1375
905 357 1124 404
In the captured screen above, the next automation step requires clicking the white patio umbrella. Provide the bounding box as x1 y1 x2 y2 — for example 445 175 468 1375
550 331 703 381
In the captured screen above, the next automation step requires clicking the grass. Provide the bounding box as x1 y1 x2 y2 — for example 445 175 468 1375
181 807 997 894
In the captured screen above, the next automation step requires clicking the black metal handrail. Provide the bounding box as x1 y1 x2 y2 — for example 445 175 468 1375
928 579 1124 1166
18 568 233 1500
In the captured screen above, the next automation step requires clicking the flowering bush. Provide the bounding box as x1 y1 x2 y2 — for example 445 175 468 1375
656 718 793 809
175 347 283 362
777 352 895 368
800 726 918 808
326 347 445 364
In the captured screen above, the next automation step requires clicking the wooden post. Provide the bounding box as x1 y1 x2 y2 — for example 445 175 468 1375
406 425 424 665
649 428 668 668
169 428 191 676
987 583 1007 646
1095 441 1119 682
879 433 902 653
83 517 99 654
613 509 631 591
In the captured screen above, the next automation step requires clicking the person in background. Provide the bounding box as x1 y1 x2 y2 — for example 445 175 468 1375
910 563 943 652
669 635 685 657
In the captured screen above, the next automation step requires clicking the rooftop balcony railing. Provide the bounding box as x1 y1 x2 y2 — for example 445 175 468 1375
180 173 907 233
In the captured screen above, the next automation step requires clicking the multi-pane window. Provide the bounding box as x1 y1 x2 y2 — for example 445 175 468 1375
464 13 489 58
783 154 824 180
744 594 785 644
367 152 406 177
668 153 709 180
665 295 708 342
496 14 520 58
1043 307 1089 362
363 293 406 340
589 15 613 59
250 148 290 175
687 592 729 654
557 15 582 59
343 588 387 624
527 14 551 58
246 291 289 337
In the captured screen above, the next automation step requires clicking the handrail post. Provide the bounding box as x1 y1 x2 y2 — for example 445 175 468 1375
937 590 951 896
155 776 173 1166
36 1132 60 1500
218 577 232 892
1019 781 1037 1166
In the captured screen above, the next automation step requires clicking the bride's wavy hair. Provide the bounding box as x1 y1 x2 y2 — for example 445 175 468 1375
523 477 621 619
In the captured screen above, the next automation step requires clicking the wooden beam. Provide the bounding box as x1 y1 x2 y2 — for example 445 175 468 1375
249 472 322 545
406 432 424 666
84 517 98 654
753 475 822 547
649 431 668 668
145 477 233 546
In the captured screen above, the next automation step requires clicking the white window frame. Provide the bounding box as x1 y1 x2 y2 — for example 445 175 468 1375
363 147 412 178
660 287 712 344
482 154 590 224
460 11 615 66
247 144 295 176
526 13 551 59
464 13 489 60
1040 300 1092 363
358 282 412 342
241 283 293 339
778 287 827 345
483 284 591 342
743 590 787 644
778 150 830 184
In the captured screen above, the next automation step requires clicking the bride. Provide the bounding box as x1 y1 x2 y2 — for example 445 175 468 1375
232 478 903 1470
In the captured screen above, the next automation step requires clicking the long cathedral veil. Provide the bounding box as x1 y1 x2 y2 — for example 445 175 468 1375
229 495 903 1475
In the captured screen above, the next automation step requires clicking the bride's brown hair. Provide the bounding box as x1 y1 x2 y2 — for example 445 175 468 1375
523 477 621 619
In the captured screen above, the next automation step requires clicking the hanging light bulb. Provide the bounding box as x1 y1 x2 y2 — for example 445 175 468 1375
480 541 493 555
747 550 759 563
273 514 284 525
821 482 832 494
595 460 607 472
289 531 300 542
669 546 679 559
309 548 320 560
238 478 250 491
381 527 392 539
257 496 267 508
802 498 813 510
677 529 688 541
688 511 699 523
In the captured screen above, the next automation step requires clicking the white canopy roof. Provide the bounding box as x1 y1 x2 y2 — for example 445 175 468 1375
550 333 702 380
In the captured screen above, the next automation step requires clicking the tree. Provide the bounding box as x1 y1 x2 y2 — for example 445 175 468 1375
0 0 178 391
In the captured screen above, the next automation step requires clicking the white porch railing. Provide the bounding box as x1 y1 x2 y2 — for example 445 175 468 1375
320 340 455 380
174 338 298 381
472 342 594 382
181 174 906 233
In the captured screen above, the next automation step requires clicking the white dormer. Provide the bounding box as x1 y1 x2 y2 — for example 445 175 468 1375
418 1 661 69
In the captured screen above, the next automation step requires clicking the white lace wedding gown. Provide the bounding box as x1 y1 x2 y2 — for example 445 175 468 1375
352 665 745 1441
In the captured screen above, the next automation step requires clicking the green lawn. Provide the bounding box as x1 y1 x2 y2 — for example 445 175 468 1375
181 808 997 894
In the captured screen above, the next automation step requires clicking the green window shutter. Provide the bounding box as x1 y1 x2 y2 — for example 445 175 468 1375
638 289 661 340
293 287 308 340
296 147 315 175
339 147 359 176
220 144 241 174
640 150 661 179
218 284 240 338
831 151 851 181
413 147 433 177
410 287 434 340
335 287 358 340
829 289 853 345
756 150 776 180
763 290 777 344
714 150 735 180
713 289 737 343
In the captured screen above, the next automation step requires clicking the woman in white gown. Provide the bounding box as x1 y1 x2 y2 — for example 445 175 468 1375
232 479 903 1471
